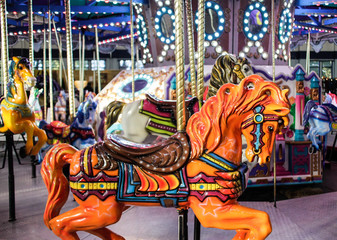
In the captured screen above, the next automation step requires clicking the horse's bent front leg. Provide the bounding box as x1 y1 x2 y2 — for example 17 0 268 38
49 196 125 240
189 197 271 240
30 124 47 156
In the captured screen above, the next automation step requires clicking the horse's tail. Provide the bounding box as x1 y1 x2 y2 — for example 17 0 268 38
41 143 77 229
105 101 126 128
303 100 318 126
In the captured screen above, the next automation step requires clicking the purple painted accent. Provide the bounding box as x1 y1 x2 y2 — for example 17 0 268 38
79 149 85 173
87 146 93 176
252 65 320 83
69 171 119 201
189 190 229 202
188 172 217 183
97 111 106 141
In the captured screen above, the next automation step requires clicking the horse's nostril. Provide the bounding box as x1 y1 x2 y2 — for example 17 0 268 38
266 156 270 162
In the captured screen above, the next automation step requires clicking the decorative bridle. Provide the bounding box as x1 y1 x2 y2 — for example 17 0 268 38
241 106 282 156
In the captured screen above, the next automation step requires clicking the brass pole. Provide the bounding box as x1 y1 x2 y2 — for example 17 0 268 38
81 32 85 102
65 0 75 119
271 0 277 208
1 0 9 96
186 0 197 98
78 31 82 101
174 0 186 132
43 17 47 119
95 26 101 92
52 18 67 86
130 0 135 101
48 6 54 121
93 52 96 93
197 0 205 106
28 0 34 72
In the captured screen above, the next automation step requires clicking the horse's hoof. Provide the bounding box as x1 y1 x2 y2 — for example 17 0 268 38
19 146 28 158
308 146 317 154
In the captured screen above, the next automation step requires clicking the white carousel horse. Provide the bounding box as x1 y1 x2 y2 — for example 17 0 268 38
28 87 43 125
303 93 337 153
54 90 67 122
104 53 253 143
40 92 98 150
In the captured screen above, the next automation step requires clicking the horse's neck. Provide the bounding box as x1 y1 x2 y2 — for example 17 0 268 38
8 77 28 105
206 117 244 166
72 118 90 129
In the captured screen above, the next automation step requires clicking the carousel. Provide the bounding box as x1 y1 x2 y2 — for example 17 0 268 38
0 0 337 240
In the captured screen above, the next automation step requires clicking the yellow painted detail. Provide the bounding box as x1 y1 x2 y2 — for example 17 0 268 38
83 148 90 175
70 181 117 190
189 183 222 191
201 154 234 171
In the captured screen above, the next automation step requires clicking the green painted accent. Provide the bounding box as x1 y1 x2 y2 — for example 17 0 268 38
146 126 175 136
150 117 176 128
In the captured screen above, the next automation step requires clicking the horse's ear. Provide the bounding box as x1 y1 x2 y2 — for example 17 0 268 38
12 56 20 64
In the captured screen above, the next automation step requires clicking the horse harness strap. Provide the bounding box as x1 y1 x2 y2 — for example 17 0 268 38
241 106 279 155
0 97 33 118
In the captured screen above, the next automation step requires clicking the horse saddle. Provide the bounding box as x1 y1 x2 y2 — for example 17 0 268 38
94 132 190 174
139 94 199 136
44 121 71 140
94 132 190 207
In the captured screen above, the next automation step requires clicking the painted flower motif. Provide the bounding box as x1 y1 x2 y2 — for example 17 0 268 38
304 87 310 96
286 130 294 138
289 96 296 105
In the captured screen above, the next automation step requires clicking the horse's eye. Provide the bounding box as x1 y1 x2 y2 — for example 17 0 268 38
268 126 274 132
18 65 23 70
89 107 93 111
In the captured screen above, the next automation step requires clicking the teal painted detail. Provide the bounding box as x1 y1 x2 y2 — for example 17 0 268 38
294 129 305 141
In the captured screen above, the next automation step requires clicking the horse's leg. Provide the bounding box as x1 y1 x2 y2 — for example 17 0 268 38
30 124 48 156
190 198 271 240
49 196 125 240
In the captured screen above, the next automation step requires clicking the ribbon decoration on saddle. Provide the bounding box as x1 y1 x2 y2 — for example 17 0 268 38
139 94 199 136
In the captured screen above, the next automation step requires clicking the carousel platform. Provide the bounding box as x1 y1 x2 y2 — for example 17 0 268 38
1 141 337 239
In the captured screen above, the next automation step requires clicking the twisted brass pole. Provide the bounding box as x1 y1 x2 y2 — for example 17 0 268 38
81 32 85 102
197 0 205 106
48 7 54 121
1 0 9 96
271 0 277 208
28 0 34 72
130 0 135 101
174 0 186 132
43 17 47 119
95 26 101 92
65 0 75 119
186 0 197 98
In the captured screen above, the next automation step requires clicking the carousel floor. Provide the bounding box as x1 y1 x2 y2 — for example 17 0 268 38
1 139 337 240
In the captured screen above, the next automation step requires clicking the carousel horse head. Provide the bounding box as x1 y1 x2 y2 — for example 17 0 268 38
188 74 290 165
206 52 253 99
303 94 337 153
8 56 36 92
75 94 98 127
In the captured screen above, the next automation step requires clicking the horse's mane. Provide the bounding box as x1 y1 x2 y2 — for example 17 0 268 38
187 75 290 159
206 53 250 99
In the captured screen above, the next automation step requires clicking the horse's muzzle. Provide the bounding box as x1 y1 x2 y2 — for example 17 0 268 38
25 77 37 90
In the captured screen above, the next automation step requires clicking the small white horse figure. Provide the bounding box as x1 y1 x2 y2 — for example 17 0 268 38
28 87 44 125
303 93 337 153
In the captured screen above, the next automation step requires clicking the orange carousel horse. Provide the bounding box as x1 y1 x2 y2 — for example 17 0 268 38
42 75 290 240
0 57 47 156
